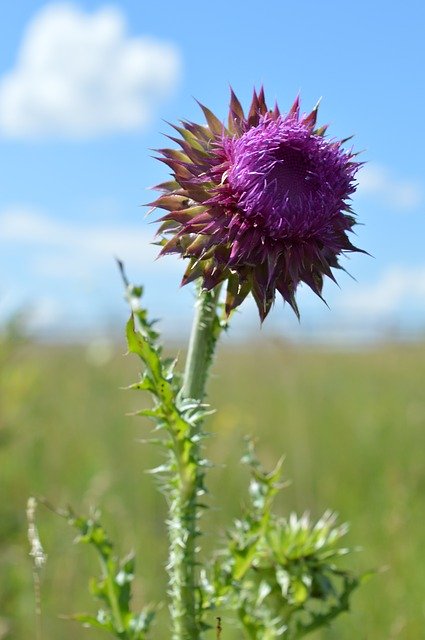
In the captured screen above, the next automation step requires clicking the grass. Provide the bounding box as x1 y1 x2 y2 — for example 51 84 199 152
1 332 425 639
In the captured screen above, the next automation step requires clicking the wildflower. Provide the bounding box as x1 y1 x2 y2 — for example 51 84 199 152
152 88 362 320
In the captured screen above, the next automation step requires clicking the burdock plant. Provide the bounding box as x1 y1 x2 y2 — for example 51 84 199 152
41 88 368 640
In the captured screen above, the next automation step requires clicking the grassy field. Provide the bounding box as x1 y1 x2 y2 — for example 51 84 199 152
1 330 425 640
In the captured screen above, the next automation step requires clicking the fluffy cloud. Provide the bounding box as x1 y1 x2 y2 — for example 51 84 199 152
0 206 189 334
0 3 181 138
0 206 168 267
339 266 425 316
356 164 423 211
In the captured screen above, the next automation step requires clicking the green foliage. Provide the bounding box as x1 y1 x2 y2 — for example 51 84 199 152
0 316 40 639
203 442 364 639
121 273 217 640
47 277 365 640
46 503 154 640
3 334 425 639
0 313 36 446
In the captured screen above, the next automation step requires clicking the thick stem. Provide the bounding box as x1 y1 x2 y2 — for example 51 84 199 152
181 286 222 401
170 285 222 640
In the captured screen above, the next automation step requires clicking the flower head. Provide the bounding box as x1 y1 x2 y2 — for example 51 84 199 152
152 88 363 320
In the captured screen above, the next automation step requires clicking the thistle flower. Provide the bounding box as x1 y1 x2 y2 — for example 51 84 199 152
152 88 362 321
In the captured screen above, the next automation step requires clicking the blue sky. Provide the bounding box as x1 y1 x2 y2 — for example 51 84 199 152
0 0 424 342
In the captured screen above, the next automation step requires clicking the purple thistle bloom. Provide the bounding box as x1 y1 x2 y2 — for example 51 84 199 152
151 88 363 321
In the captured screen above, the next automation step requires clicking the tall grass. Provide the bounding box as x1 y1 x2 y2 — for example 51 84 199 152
1 336 424 639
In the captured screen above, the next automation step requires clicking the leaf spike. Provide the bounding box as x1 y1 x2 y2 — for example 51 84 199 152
257 85 265 104
288 93 300 118
228 86 245 120
303 96 322 129
195 99 225 136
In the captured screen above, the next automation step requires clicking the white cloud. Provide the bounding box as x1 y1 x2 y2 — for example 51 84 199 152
356 164 423 211
0 206 175 272
339 266 425 316
0 205 188 337
0 3 181 138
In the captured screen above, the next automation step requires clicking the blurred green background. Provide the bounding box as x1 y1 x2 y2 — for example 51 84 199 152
1 323 425 640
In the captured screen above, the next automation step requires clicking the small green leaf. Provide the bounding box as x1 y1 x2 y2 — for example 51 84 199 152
73 612 114 632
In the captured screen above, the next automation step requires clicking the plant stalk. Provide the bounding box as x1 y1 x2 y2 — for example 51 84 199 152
182 286 222 401
170 285 222 640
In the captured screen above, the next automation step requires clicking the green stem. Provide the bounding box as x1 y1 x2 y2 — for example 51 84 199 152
181 286 223 401
170 285 222 640
99 555 125 635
